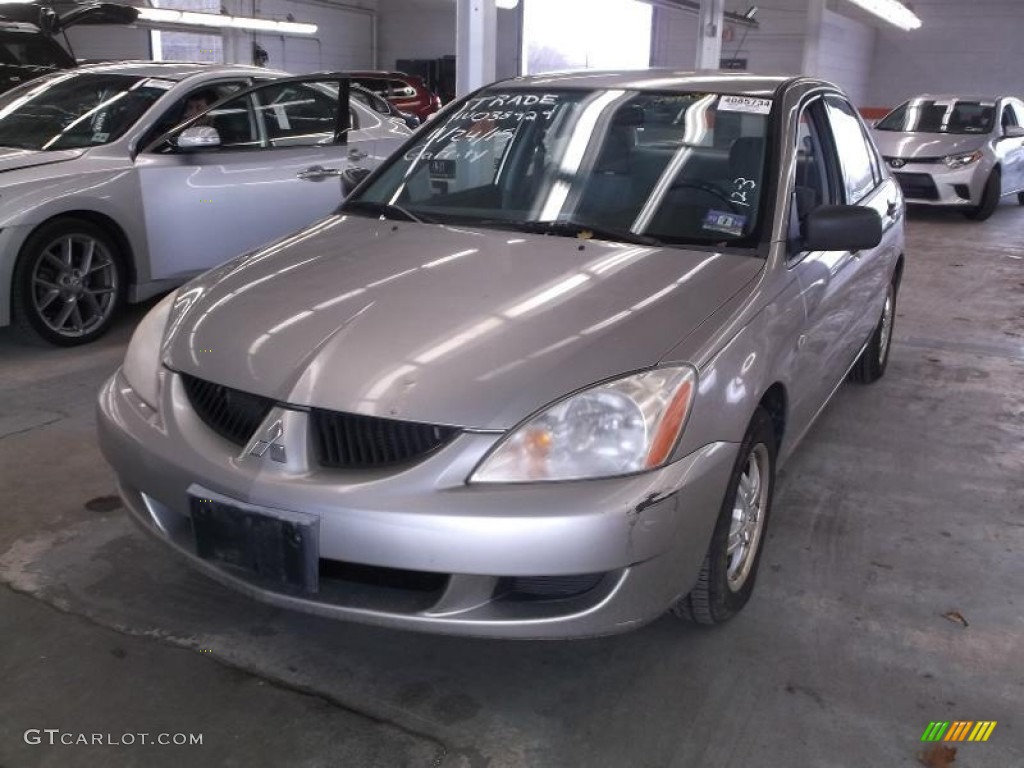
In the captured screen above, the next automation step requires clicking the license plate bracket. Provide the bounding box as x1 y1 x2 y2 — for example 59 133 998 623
187 485 319 594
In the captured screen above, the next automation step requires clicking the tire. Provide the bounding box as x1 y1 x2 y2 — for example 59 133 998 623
1017 191 1024 206
672 408 776 625
849 279 897 384
964 169 1001 221
11 218 125 346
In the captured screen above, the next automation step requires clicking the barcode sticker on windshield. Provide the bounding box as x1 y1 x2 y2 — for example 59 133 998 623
719 95 772 115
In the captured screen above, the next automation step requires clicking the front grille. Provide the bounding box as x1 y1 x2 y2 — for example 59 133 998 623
893 172 939 200
181 374 274 446
312 409 459 469
884 155 944 167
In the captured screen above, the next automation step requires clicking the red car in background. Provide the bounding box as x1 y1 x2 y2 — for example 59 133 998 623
347 71 441 121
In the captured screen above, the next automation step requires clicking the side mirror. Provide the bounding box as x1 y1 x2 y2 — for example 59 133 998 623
802 205 883 252
176 126 221 151
1003 125 1024 139
341 167 372 196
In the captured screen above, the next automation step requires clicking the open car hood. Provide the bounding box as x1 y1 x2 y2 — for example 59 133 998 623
0 3 138 35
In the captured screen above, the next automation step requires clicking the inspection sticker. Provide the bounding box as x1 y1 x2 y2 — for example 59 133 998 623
718 95 772 115
703 209 747 237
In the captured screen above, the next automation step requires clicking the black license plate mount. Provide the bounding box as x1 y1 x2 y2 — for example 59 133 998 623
187 485 319 594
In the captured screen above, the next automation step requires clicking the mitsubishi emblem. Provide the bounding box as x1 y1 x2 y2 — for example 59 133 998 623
249 420 286 463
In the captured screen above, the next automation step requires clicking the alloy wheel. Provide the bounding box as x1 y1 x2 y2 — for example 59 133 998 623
30 234 118 338
878 286 894 366
726 443 770 592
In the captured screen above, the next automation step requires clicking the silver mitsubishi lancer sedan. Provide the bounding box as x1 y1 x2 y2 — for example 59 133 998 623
98 71 906 638
0 63 410 345
873 94 1024 220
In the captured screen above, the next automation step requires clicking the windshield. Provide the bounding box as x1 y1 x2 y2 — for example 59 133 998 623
0 72 169 150
876 99 995 135
346 87 773 247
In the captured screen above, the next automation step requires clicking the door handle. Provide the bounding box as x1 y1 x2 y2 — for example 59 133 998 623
297 165 343 182
348 148 369 161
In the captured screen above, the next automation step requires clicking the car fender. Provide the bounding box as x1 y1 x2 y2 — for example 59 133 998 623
666 268 807 464
0 165 149 316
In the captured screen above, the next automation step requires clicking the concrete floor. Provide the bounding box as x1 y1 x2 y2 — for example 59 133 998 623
1 199 1021 768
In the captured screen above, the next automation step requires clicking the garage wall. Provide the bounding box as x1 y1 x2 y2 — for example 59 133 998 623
816 9 875 106
377 0 453 68
251 0 376 71
649 6 698 68
650 0 806 75
376 1 519 79
865 0 1024 109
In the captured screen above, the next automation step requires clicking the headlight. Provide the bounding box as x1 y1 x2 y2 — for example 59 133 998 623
944 150 982 170
122 291 177 409
470 366 697 483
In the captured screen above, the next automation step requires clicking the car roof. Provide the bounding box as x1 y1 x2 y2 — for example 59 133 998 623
905 94 1005 103
496 69 802 96
345 71 410 78
70 60 283 81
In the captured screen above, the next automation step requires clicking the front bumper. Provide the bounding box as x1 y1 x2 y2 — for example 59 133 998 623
890 160 988 207
97 369 738 638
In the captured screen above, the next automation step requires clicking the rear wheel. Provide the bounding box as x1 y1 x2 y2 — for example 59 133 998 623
11 218 125 346
849 279 897 384
1017 191 1024 206
672 408 776 625
964 169 1001 221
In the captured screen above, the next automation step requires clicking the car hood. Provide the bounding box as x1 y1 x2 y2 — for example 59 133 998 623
0 146 84 172
872 130 985 159
165 217 763 430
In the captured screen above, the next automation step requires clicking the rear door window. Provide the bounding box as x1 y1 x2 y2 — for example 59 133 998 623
388 79 418 99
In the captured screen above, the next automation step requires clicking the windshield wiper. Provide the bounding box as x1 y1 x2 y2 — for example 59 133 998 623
486 219 661 246
342 199 435 224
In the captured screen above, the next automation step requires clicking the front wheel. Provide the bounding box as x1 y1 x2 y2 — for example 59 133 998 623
964 169 1001 221
11 218 125 346
672 408 776 625
849 279 897 384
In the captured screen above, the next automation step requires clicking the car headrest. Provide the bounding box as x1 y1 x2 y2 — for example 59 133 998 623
730 136 764 178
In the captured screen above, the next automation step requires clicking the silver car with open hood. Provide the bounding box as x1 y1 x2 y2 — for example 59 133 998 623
98 71 905 638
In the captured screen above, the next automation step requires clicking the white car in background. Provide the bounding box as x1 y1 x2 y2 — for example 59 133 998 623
873 94 1024 221
0 62 411 345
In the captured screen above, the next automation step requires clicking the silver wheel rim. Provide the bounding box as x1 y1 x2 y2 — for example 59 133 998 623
30 234 118 337
878 287 894 366
727 443 770 592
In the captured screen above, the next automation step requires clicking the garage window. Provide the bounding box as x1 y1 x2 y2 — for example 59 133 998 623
149 0 223 63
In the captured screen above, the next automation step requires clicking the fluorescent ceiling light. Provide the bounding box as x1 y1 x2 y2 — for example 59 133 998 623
845 0 921 30
495 0 520 8
136 7 317 35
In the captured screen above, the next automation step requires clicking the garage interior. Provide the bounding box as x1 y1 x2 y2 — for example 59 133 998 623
1 0 1022 766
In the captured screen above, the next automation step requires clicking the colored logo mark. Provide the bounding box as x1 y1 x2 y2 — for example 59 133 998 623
921 721 997 742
